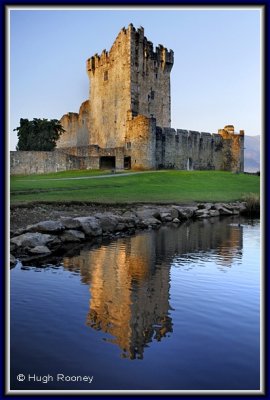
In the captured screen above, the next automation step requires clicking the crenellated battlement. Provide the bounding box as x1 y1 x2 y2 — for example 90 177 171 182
129 24 174 72
87 24 174 75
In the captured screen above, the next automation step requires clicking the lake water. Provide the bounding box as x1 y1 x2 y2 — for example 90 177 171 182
10 216 261 392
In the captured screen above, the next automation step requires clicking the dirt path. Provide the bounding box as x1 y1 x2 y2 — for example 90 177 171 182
22 170 164 182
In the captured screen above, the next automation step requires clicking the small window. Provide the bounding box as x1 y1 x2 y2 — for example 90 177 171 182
126 142 131 150
104 71 108 81
151 90 155 100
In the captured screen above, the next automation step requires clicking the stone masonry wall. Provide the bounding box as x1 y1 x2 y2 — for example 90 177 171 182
57 100 90 148
129 25 173 127
126 115 156 169
86 27 132 148
10 151 82 175
218 127 245 171
85 24 173 150
155 127 243 172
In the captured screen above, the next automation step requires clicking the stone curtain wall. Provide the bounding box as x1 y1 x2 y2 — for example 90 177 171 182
57 100 90 148
155 129 242 172
11 146 128 175
10 129 243 175
10 151 79 175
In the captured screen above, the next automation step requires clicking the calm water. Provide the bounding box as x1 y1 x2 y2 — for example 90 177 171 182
10 216 260 391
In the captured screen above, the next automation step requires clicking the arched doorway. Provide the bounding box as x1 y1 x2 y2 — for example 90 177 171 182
187 157 193 171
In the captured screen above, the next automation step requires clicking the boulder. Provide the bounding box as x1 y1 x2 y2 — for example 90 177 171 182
26 220 65 233
11 232 61 248
142 217 162 228
197 203 213 211
215 204 233 215
160 212 173 222
195 209 207 216
197 204 206 209
173 218 180 223
135 208 161 220
209 210 220 217
74 217 102 237
115 223 128 232
96 213 120 232
170 208 180 219
223 203 240 215
237 202 247 214
176 207 197 220
29 245 51 254
60 218 82 230
195 209 210 218
122 211 137 220
121 211 139 227
60 230 85 242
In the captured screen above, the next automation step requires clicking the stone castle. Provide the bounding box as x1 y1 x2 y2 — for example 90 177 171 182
11 24 244 174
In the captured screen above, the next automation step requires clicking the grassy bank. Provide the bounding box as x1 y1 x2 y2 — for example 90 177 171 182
10 170 260 205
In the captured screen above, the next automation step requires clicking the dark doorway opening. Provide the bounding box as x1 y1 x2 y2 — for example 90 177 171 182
124 156 131 170
100 156 116 169
187 157 193 171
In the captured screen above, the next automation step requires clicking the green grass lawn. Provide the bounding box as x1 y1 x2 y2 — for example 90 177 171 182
10 170 260 205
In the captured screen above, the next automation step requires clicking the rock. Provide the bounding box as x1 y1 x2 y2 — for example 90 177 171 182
96 213 120 232
11 232 61 248
195 209 210 218
122 211 137 220
215 204 233 215
135 208 160 220
60 218 82 230
198 213 210 218
121 211 139 227
195 209 207 216
60 230 85 242
239 202 247 213
224 203 240 215
209 210 220 217
10 243 16 253
11 228 26 237
160 212 173 222
197 204 205 209
74 217 102 237
26 220 65 233
176 207 197 219
152 211 161 220
115 223 127 231
29 245 51 254
142 217 162 228
10 254 16 265
173 218 180 223
170 208 180 219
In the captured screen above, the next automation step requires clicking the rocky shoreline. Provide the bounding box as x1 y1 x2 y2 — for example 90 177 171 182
10 201 256 266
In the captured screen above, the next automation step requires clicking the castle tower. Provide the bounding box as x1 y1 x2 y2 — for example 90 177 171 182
86 24 174 149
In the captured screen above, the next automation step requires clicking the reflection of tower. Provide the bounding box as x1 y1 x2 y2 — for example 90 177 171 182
216 224 243 268
85 234 173 359
61 216 243 358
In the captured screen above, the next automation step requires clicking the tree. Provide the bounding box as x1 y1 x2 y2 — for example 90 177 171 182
14 118 65 151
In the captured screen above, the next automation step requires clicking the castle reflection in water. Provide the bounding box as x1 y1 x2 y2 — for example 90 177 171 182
62 218 243 359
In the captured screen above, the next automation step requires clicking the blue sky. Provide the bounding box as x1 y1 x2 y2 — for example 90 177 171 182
9 7 262 150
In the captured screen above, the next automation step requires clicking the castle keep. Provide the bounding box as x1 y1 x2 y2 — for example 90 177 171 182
11 24 244 174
